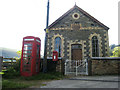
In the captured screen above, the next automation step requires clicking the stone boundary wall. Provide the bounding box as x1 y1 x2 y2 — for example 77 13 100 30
46 58 64 74
88 59 120 75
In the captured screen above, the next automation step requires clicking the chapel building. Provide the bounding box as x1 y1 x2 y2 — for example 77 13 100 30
46 5 109 60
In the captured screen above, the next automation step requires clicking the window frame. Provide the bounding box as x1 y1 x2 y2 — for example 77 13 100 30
92 36 99 57
54 37 61 57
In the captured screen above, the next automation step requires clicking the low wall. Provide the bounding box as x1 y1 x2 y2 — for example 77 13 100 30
47 57 64 74
88 57 120 75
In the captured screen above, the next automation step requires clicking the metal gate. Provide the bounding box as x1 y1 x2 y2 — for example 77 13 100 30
65 59 88 76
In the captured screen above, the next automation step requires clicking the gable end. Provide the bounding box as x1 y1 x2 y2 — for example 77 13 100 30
48 5 109 30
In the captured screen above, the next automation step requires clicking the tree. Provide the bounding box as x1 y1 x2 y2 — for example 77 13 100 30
17 50 22 57
112 46 120 57
109 44 116 56
110 44 116 49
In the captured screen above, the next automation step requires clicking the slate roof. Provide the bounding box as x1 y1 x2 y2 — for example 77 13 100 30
48 5 109 30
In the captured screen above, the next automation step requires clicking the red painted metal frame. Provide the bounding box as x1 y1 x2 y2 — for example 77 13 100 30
20 36 41 76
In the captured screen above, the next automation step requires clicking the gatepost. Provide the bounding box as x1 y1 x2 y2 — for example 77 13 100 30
0 56 3 90
88 58 92 76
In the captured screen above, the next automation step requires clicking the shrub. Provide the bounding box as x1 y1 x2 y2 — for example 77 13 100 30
3 67 20 79
3 59 21 79
12 58 21 71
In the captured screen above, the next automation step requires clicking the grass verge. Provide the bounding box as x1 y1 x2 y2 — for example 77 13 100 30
19 72 64 80
2 72 64 89
2 79 30 89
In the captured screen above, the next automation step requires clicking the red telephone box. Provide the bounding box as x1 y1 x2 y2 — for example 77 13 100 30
52 51 58 61
20 36 41 76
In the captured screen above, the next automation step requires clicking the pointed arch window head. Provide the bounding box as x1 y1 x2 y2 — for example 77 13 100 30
92 36 99 57
54 37 61 57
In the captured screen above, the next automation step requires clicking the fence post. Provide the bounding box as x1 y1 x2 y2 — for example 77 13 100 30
0 56 3 90
76 60 77 76
11 58 13 66
0 57 3 72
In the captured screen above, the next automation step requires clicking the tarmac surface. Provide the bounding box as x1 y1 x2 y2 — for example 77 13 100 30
40 75 120 88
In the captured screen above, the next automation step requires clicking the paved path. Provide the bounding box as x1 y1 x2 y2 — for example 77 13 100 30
40 76 120 88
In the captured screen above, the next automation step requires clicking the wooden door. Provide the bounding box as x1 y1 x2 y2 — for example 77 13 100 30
72 49 82 60
71 44 82 60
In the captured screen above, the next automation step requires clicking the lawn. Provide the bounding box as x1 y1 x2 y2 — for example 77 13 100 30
2 78 51 89
2 59 65 89
2 72 64 89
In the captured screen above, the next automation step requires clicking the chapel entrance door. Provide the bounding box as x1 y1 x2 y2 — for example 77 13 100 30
71 44 82 60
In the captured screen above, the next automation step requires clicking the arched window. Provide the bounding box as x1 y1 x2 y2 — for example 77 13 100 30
54 37 61 57
92 36 99 57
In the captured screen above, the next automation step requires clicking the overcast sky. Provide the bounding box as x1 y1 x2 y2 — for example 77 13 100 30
0 0 119 54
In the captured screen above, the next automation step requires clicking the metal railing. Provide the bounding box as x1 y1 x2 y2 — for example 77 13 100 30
65 59 88 76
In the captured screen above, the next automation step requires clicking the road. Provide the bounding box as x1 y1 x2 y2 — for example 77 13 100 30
40 76 120 88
